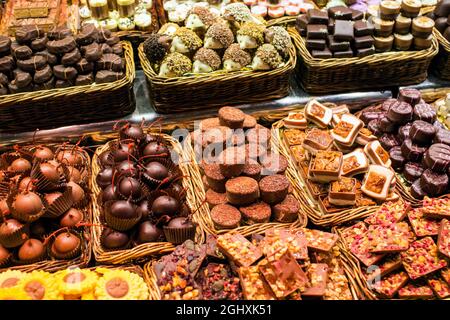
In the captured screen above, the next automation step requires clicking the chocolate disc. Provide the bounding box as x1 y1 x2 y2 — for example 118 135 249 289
411 178 425 199
409 120 436 145
379 117 397 133
420 168 449 196
389 146 406 170
433 129 450 146
398 88 421 106
401 139 427 162
424 143 450 173
17 56 47 73
367 119 382 136
360 109 386 125
403 162 424 184
380 133 401 150
381 99 398 111
398 123 412 142
413 103 436 123
387 100 413 124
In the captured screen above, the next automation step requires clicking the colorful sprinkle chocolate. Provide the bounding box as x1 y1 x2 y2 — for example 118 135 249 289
365 199 410 226
407 208 440 237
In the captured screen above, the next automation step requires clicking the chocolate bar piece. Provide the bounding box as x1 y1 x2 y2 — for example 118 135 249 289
15 25 44 44
62 48 82 66
46 37 77 55
333 49 354 58
197 263 242 300
334 20 354 41
428 277 450 299
296 14 309 29
351 9 364 21
311 48 332 58
303 228 338 253
238 266 275 300
47 27 73 40
398 284 434 299
367 222 412 253
401 237 447 280
365 199 410 226
34 64 53 84
262 229 308 260
366 254 402 282
82 42 102 62
438 219 450 259
206 234 225 260
76 24 98 46
407 208 440 237
35 50 58 65
302 263 329 297
442 268 450 285
328 35 350 51
328 6 353 20
53 65 78 80
354 20 375 37
306 25 329 40
306 39 327 51
17 56 46 73
258 249 309 298
31 36 48 52
307 9 329 24
75 73 94 86
217 233 262 267
372 271 409 298
354 35 374 49
422 197 450 219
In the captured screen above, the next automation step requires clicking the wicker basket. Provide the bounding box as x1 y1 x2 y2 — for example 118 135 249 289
291 27 439 94
182 133 308 238
431 29 450 80
91 133 206 265
272 114 380 227
0 41 136 134
138 36 296 113
0 144 92 273
144 225 360 300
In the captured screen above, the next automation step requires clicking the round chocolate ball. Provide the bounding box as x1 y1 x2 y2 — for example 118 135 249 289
9 158 31 172
111 142 136 162
0 199 10 216
142 141 169 158
13 192 43 216
56 150 83 166
67 181 85 203
40 162 60 182
60 208 83 227
136 200 150 220
151 195 179 218
136 221 164 244
101 228 129 249
18 239 44 261
122 124 144 140
110 200 137 219
100 184 117 203
167 217 194 229
67 166 82 183
33 146 54 160
98 150 113 167
18 177 35 192
144 161 169 181
52 232 80 254
96 167 115 189
117 176 142 199
115 160 138 177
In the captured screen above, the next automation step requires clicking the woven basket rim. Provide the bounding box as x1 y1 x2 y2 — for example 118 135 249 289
0 41 135 105
435 27 450 51
138 30 297 85
91 134 206 264
0 143 93 273
290 27 439 67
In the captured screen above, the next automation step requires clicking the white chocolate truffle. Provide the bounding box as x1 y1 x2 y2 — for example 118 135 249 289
159 52 192 77
222 43 251 71
170 27 203 54
118 17 135 30
251 44 282 70
158 22 179 37
193 48 221 73
204 22 234 49
185 6 217 30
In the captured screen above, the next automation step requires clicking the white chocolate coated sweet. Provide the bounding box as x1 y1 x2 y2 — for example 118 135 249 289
192 60 213 73
237 34 258 49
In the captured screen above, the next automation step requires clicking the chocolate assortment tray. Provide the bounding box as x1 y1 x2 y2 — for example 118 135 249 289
272 100 402 226
0 26 136 133
0 143 92 273
144 228 358 300
183 107 308 238
335 196 450 300
91 124 206 265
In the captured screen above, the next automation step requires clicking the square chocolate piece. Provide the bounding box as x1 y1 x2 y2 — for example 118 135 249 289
398 284 434 299
351 9 364 21
422 197 450 219
302 263 329 297
309 150 343 183
328 35 350 51
365 199 410 226
334 20 354 41
312 48 332 58
238 266 276 300
365 255 402 282
438 219 450 259
296 14 309 29
328 18 335 33
306 24 329 39
307 9 329 24
354 35 374 49
328 6 353 20
357 46 375 57
306 38 327 50
333 49 354 58
354 20 375 37
258 249 309 298
428 277 450 299
407 208 440 237
262 229 308 260
329 177 357 206
372 271 409 298
367 222 412 254
303 228 338 253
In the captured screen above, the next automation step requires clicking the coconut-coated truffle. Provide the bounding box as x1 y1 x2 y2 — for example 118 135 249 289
161 52 192 77
143 33 172 63
193 48 221 70
255 44 282 69
223 43 251 66
264 26 292 57
237 22 266 45
174 27 203 51
205 23 234 48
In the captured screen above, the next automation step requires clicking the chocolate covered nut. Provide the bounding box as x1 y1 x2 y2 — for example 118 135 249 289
434 129 450 146
35 50 58 65
55 79 74 88
106 36 120 47
61 48 82 66
409 120 436 145
389 146 406 170
34 64 53 84
34 77 54 91
12 45 32 60
387 100 413 124
95 70 124 84
17 56 47 72
380 133 401 151
404 162 424 184
76 24 98 46
399 88 421 106
379 117 397 133
420 169 449 196
398 123 412 141
112 43 123 56
401 139 427 162
413 103 436 123
75 73 94 86
47 27 73 40
75 58 94 74
82 42 102 62
11 70 32 88
31 37 48 52
424 143 450 173
0 56 15 73
53 65 78 80
0 36 11 55
100 43 113 54
435 0 450 17
411 178 425 199
96 53 124 72
46 37 77 55
15 26 44 44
